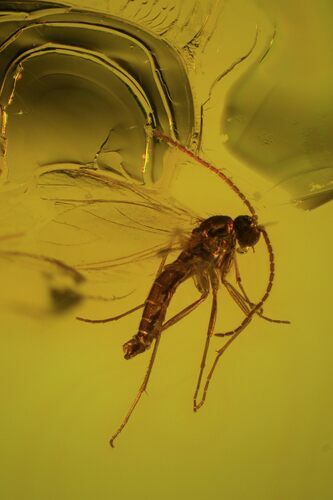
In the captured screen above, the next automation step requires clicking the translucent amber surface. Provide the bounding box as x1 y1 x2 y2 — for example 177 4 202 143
0 1 331 499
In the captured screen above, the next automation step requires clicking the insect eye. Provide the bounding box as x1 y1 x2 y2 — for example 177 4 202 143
234 215 261 247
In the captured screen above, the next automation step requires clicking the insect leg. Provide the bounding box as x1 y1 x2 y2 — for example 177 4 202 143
110 285 210 446
225 278 290 325
216 279 288 338
232 256 290 324
193 282 218 412
109 242 175 446
161 290 209 332
112 287 210 444
195 268 274 409
233 253 251 302
197 303 263 408
200 291 277 407
77 238 174 325
76 303 145 323
216 279 265 337
109 331 162 448
223 279 251 316
162 272 210 331
196 325 248 409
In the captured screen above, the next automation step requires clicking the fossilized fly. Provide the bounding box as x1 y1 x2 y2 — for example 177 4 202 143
72 130 289 447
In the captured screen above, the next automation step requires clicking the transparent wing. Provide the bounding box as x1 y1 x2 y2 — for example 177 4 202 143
15 163 198 312
1 160 200 318
0 233 84 317
36 163 198 259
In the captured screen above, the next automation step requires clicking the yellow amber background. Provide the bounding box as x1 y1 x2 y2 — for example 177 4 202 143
0 1 332 499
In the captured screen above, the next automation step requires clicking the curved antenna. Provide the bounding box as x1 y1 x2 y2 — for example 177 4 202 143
152 130 276 393
152 129 257 217
259 226 275 303
152 129 274 303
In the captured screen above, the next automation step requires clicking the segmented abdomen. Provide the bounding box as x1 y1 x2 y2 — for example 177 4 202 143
122 251 195 359
138 258 191 346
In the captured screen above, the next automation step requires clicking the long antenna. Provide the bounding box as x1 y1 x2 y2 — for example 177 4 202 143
152 128 275 321
152 129 257 217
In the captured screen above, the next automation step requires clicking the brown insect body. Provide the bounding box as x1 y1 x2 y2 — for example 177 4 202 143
123 215 260 359
76 130 288 448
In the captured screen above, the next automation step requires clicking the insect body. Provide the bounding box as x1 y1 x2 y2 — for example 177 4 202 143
124 215 260 360
76 130 289 447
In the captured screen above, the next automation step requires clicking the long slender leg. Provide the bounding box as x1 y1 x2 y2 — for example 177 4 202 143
110 246 209 446
234 253 251 302
109 248 172 447
109 291 209 447
110 331 161 447
226 279 290 324
161 291 208 331
233 257 290 324
197 316 253 408
216 280 256 337
77 239 173 324
215 279 273 338
223 280 251 316
195 228 282 409
76 303 145 323
198 290 279 408
193 285 218 411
